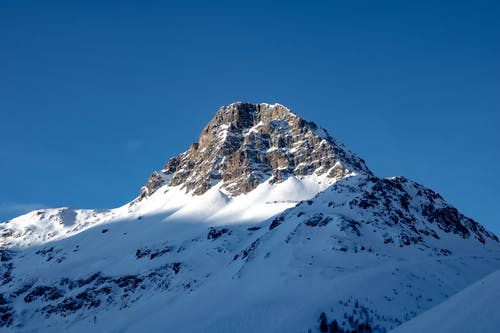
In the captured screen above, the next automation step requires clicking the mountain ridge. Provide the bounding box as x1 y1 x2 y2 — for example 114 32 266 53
0 102 498 332
136 102 371 201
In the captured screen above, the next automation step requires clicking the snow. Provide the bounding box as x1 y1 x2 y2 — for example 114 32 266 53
216 124 230 141
1 102 498 332
246 121 264 134
0 172 337 249
1 173 498 332
390 269 500 333
129 172 337 225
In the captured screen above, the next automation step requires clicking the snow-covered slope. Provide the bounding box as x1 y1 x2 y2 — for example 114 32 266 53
0 102 498 332
390 269 500 333
1 174 333 249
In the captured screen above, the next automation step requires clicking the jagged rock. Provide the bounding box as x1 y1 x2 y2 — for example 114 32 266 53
136 102 371 199
207 227 230 240
1 101 498 332
304 213 332 227
24 286 63 303
135 246 173 260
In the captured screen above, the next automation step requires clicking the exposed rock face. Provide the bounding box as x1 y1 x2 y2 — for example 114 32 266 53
1 101 499 333
268 175 498 249
138 102 372 199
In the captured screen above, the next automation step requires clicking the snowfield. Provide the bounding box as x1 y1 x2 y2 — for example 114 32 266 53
390 269 500 333
2 174 498 333
1 102 498 332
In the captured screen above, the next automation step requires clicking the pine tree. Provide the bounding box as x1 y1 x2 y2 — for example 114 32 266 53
330 319 339 333
319 312 328 333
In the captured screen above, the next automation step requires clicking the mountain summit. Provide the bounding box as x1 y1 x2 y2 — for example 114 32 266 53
0 102 498 333
138 102 371 199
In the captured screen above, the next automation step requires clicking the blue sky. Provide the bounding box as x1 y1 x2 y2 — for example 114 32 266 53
1 0 499 233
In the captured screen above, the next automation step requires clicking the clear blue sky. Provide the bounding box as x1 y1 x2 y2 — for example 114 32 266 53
1 0 499 233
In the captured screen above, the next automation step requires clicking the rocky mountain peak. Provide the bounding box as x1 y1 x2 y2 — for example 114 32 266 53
1 102 499 333
137 102 372 200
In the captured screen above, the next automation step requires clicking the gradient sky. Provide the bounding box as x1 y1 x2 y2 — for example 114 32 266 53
1 0 499 233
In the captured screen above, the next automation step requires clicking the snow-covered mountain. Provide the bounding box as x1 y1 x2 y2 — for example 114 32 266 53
1 102 498 333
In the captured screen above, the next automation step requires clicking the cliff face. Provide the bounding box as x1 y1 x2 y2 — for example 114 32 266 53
138 102 371 199
1 102 498 333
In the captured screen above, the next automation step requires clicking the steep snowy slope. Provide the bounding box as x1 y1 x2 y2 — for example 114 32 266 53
0 103 498 332
390 269 500 333
1 103 367 249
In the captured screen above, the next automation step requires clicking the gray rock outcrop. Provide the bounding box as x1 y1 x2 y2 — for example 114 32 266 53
137 102 372 199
